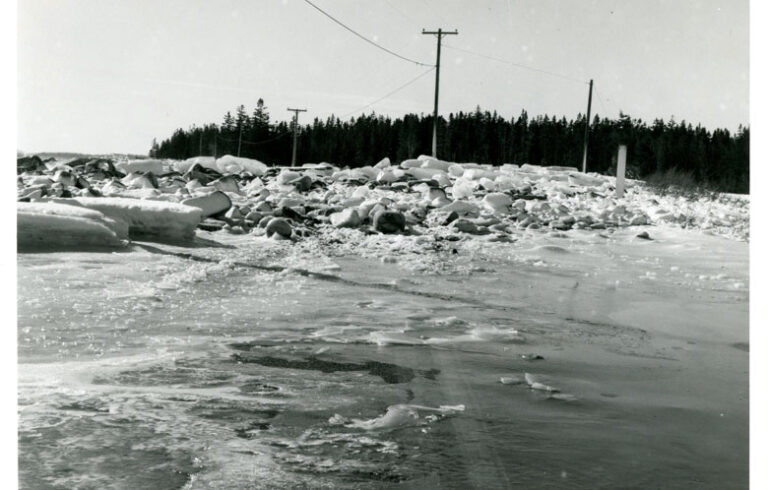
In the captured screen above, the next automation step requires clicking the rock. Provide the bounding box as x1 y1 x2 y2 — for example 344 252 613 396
636 231 652 240
17 155 46 173
551 219 573 231
224 206 245 222
291 175 313 192
265 217 292 238
373 210 406 234
453 218 480 234
330 208 361 228
373 157 391 169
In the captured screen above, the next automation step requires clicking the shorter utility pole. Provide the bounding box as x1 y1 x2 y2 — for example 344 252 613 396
213 134 218 159
287 107 307 167
581 79 593 173
199 132 203 156
423 28 458 159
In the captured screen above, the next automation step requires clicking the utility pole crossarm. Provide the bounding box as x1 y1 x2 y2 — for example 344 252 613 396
287 107 308 168
422 28 458 159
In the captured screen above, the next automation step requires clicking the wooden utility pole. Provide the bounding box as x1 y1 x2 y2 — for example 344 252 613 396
237 126 243 157
422 28 458 159
199 132 203 156
287 107 307 167
581 79 593 173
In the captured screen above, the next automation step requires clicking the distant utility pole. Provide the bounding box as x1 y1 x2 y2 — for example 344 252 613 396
237 126 243 157
287 107 307 167
581 79 593 173
199 132 203 156
422 28 458 159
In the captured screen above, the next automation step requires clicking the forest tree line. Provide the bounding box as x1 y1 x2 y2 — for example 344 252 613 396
151 99 749 193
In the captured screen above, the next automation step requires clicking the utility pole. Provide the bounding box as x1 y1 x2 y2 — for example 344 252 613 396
287 107 307 167
199 132 203 156
237 126 243 157
422 28 458 159
581 79 593 173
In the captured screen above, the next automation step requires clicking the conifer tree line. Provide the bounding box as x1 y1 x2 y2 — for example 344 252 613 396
151 100 749 193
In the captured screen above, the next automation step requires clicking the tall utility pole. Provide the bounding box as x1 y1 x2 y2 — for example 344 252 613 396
422 28 458 159
581 79 593 173
287 107 307 167
237 126 243 157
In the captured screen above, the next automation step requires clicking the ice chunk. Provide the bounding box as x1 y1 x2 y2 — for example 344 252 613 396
114 159 166 175
483 193 514 214
524 373 559 392
61 197 202 240
450 178 475 199
181 191 232 218
172 156 218 174
215 155 268 176
18 202 128 250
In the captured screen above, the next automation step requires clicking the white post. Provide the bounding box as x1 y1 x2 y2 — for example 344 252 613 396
616 145 627 198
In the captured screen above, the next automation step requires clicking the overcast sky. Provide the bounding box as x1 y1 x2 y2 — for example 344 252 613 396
17 0 749 155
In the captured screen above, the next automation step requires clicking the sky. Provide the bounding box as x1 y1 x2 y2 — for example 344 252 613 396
17 0 749 155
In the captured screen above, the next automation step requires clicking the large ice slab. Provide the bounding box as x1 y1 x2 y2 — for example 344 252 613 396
17 202 128 250
55 197 203 240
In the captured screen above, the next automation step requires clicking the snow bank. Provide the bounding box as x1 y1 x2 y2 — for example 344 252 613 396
17 202 128 250
56 197 203 240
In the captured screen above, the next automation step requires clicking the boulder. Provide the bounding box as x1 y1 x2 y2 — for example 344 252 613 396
265 217 292 238
373 210 406 234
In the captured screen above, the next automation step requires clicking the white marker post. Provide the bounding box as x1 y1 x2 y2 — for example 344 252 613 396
616 145 627 198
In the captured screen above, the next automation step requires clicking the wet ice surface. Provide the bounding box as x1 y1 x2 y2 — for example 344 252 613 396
18 225 748 489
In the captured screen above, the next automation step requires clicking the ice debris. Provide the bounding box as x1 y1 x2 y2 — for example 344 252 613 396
16 153 749 252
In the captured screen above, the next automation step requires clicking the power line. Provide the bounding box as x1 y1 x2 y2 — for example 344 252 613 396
442 43 588 84
302 0 434 67
381 0 421 29
338 66 436 119
593 88 610 116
